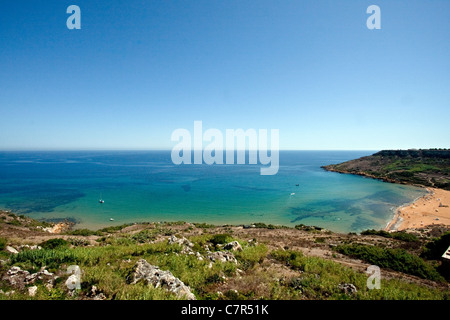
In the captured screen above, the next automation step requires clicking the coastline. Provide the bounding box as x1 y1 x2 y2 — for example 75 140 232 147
385 187 450 231
321 164 450 232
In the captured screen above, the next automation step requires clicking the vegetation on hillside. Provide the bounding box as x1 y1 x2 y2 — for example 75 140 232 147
322 149 450 190
0 211 449 300
334 244 444 282
360 229 419 242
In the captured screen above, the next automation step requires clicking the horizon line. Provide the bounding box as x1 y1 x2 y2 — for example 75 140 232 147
0 148 407 152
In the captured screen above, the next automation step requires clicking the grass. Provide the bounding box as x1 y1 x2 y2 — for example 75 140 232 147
1 212 448 300
10 248 78 272
270 249 448 300
113 282 179 300
130 229 158 243
2 233 267 300
383 162 439 173
2 236 449 300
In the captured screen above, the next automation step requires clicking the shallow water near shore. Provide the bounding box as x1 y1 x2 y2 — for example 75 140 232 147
0 151 426 233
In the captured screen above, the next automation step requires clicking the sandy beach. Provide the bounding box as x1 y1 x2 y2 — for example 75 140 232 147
385 188 450 231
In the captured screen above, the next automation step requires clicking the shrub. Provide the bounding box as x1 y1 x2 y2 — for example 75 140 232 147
65 229 102 236
108 236 136 246
391 232 419 242
160 228 175 236
131 230 156 243
271 249 305 270
164 221 186 226
421 232 450 260
39 238 70 250
252 222 268 228
6 220 21 226
361 229 418 242
210 234 232 246
270 248 448 299
295 224 322 232
67 237 90 247
251 222 287 230
361 229 391 237
0 237 7 251
235 245 268 270
193 223 215 229
99 224 132 233
335 244 444 282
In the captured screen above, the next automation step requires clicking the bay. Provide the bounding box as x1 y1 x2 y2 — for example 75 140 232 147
0 150 426 233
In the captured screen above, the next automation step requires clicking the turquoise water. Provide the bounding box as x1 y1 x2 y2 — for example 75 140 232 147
0 151 426 233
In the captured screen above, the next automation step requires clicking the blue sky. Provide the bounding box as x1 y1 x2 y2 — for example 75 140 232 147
0 0 449 150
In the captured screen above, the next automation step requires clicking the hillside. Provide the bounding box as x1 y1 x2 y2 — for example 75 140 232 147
322 149 450 190
0 211 449 300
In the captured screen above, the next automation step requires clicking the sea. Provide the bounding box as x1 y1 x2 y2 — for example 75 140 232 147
0 150 426 233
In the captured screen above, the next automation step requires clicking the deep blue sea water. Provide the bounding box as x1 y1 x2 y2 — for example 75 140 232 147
0 151 426 233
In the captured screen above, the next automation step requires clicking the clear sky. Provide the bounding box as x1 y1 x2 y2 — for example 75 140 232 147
0 0 449 150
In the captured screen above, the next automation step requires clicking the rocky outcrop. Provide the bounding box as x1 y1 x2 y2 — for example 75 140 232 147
5 246 19 254
36 222 72 234
130 259 196 300
2 266 57 291
168 235 203 259
4 245 41 254
3 266 29 289
224 241 242 251
88 285 107 300
205 239 239 264
207 251 237 264
168 235 194 248
18 244 42 251
338 283 357 295
28 286 38 297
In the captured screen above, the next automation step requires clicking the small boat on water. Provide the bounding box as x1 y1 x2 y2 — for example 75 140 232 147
99 193 104 203
295 184 299 187
290 192 295 196
110 218 114 221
